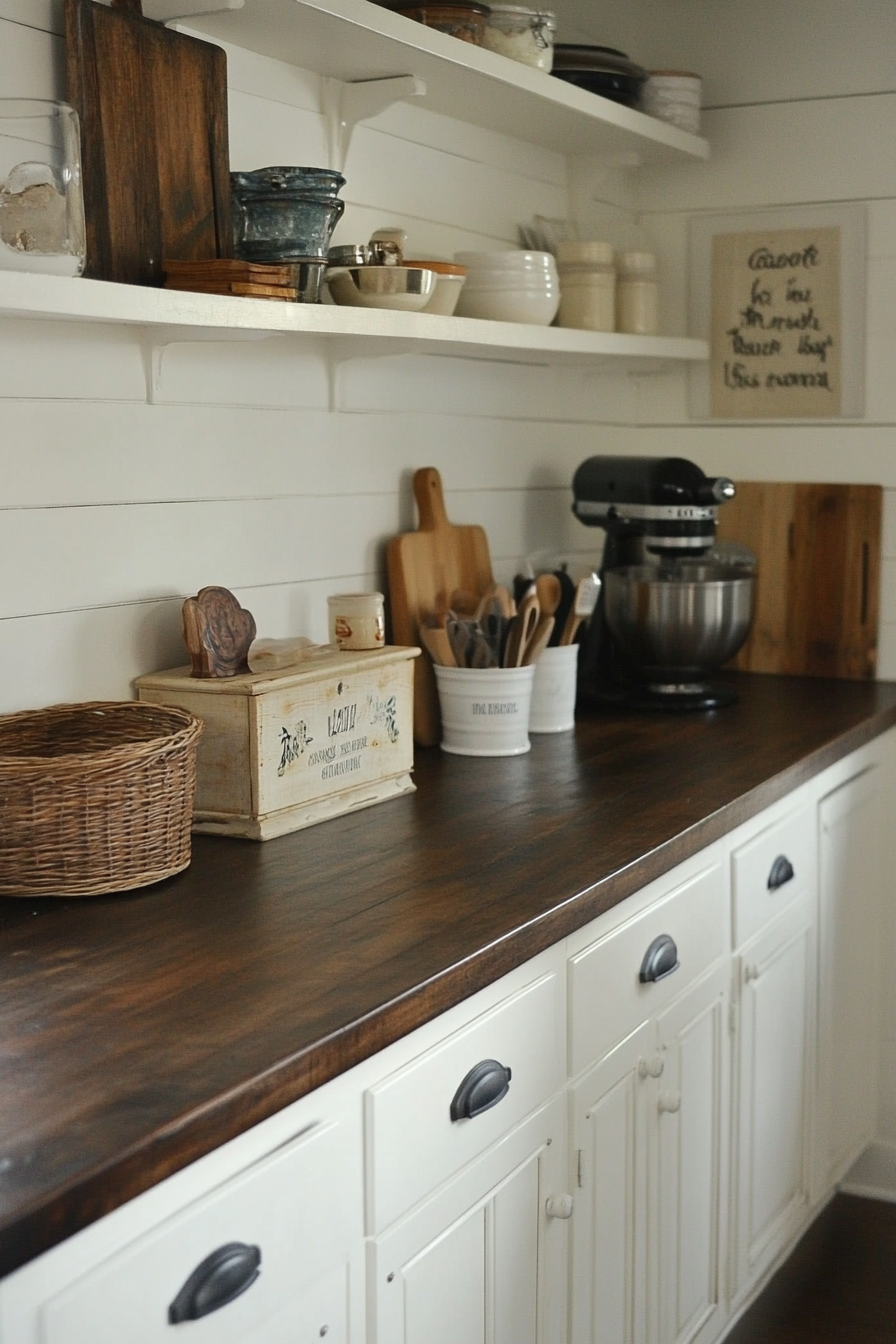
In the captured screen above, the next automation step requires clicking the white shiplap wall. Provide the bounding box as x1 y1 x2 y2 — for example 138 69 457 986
608 0 896 679
0 6 635 713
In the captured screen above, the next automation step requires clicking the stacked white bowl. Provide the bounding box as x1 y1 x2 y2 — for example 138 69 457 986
453 250 560 325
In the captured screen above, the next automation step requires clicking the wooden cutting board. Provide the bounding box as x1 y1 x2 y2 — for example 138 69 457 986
715 481 882 680
387 468 494 746
65 0 231 286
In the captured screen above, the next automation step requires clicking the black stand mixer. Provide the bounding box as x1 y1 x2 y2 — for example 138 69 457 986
572 456 754 711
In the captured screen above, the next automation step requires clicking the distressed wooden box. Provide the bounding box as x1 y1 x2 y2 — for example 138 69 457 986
135 646 419 840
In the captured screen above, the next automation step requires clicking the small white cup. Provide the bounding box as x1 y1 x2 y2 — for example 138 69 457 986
327 591 385 650
529 644 578 733
434 664 534 756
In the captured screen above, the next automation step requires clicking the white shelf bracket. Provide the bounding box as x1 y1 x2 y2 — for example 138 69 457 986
139 328 272 404
322 76 427 174
323 339 418 411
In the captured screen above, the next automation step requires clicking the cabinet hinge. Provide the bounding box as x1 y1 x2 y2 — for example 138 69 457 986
729 1002 737 1035
577 1149 584 1189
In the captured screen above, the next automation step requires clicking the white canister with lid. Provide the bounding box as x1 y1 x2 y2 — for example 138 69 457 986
327 591 385 649
616 250 659 336
556 239 616 332
482 5 557 70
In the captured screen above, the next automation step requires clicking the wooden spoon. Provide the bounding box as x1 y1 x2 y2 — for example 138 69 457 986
420 625 457 667
503 591 540 667
535 572 561 618
522 614 555 665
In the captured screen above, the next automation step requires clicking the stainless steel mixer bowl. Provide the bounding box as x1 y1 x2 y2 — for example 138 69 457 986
603 562 755 676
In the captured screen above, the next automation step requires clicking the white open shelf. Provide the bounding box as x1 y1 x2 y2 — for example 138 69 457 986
0 271 709 368
148 0 710 162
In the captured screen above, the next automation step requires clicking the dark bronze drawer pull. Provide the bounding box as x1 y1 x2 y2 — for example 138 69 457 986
169 1242 261 1323
768 855 795 890
450 1059 512 1121
639 934 680 984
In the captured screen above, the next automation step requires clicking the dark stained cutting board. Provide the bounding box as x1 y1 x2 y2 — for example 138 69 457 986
65 0 231 286
716 481 882 680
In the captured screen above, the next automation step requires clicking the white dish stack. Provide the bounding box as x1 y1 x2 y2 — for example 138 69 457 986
453 249 560 325
640 71 702 135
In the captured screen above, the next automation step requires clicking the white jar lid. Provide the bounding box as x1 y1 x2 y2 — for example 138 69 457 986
557 239 614 266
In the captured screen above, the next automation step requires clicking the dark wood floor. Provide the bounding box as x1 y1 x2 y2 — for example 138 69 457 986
726 1195 896 1344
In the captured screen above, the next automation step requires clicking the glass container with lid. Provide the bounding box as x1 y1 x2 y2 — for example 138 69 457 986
482 5 557 69
0 100 85 277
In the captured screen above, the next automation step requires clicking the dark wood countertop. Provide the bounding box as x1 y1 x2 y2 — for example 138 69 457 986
2 673 896 1277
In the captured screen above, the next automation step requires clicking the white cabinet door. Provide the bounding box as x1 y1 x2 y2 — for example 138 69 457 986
653 964 728 1344
570 1022 652 1344
817 766 883 1191
370 1094 568 1344
570 964 728 1344
729 901 814 1306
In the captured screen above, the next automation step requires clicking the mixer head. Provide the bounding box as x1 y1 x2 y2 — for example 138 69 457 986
572 455 735 556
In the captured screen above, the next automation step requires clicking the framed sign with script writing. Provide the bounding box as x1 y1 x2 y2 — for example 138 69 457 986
688 205 866 420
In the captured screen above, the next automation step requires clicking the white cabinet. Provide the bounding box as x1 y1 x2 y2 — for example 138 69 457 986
729 901 815 1305
816 765 884 1191
364 959 567 1343
570 964 728 1344
369 1095 568 1344
653 964 728 1344
728 805 816 1306
570 1022 651 1344
568 856 729 1344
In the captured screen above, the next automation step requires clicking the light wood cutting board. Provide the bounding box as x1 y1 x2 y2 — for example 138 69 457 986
387 468 494 746
716 481 882 680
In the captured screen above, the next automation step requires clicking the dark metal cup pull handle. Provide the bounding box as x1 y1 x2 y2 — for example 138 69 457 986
450 1059 512 1121
768 855 795 890
639 934 680 984
168 1242 261 1323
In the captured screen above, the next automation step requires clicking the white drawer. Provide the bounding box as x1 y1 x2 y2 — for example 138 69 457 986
731 804 813 948
42 1119 359 1344
366 970 564 1234
569 860 725 1077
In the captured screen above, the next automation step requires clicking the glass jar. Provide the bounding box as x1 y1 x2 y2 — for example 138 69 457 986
395 2 491 43
482 5 557 69
0 100 85 277
556 239 615 332
616 250 659 335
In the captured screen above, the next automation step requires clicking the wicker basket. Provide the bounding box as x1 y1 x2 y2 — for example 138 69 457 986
0 701 203 897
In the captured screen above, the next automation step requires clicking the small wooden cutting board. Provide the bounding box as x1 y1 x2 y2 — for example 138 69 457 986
716 481 882 680
387 468 494 746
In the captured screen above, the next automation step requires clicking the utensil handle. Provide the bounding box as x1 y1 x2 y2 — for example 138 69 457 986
413 467 449 533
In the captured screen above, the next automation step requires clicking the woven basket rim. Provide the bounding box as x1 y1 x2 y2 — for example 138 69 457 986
0 700 203 771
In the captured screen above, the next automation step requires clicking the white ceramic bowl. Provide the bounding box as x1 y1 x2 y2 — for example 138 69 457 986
404 260 468 316
454 282 560 325
424 272 466 315
455 248 556 274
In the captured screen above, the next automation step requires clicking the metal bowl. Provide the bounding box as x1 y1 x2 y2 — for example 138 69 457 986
326 264 437 311
604 562 754 675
